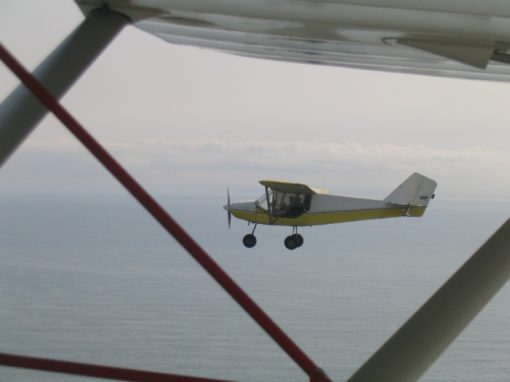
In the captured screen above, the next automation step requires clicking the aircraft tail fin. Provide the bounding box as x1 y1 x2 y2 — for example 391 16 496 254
384 173 437 207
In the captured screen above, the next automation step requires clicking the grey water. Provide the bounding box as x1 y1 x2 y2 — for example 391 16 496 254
1 194 509 382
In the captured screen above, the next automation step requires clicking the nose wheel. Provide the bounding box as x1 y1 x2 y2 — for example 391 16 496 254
243 233 257 248
242 224 258 248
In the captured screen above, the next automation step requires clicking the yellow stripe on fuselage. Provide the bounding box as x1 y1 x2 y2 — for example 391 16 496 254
231 206 427 226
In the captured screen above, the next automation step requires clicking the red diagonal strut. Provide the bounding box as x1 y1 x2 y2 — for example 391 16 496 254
0 353 237 382
0 43 330 382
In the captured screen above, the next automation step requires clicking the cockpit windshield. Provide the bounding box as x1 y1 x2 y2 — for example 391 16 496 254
256 190 311 218
256 192 271 211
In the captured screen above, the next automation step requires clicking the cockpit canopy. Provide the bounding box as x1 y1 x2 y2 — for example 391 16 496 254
256 190 311 218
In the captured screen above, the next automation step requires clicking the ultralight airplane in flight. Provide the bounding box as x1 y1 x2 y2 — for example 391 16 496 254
1 1 510 382
225 172 437 249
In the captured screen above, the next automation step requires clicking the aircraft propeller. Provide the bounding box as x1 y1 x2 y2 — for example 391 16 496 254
227 187 232 228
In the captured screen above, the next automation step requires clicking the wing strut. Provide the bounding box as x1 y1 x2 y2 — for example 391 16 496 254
348 218 510 382
0 7 129 168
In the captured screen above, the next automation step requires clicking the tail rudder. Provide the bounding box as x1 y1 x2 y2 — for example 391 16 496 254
384 173 437 208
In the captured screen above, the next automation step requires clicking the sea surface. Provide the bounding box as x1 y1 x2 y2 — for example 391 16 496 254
1 194 509 382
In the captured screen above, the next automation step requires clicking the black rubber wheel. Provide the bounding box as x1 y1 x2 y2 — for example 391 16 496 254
294 234 304 247
284 235 297 250
242 234 257 248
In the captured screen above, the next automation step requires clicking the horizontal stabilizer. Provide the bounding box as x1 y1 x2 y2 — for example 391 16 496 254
384 173 437 207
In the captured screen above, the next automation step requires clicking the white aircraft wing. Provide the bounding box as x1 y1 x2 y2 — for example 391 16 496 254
76 0 510 81
259 180 317 195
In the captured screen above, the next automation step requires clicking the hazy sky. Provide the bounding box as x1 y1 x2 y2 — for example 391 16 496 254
1 0 510 198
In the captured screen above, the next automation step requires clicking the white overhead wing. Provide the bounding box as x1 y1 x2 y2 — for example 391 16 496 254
76 0 510 81
259 180 316 195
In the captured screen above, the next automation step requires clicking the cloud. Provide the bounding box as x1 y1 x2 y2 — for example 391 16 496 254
107 139 506 173
4 138 506 198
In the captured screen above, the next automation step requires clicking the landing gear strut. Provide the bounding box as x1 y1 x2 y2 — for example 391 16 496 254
242 224 257 248
284 227 303 250
242 225 304 250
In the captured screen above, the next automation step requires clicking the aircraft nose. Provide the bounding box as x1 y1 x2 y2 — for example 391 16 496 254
227 201 257 212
